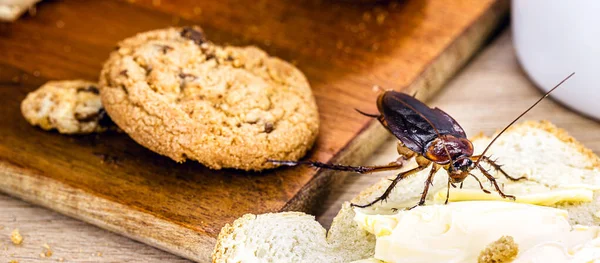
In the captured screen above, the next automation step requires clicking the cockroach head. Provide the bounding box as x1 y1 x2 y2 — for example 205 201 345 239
448 157 473 183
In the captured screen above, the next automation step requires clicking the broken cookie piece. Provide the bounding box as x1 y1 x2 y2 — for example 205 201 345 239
21 80 114 134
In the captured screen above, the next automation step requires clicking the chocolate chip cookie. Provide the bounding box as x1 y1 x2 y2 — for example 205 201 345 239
99 27 319 170
21 80 112 134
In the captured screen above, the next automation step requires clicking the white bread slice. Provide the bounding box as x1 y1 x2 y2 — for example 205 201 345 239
212 121 600 263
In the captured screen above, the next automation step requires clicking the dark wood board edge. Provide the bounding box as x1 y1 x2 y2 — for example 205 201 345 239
0 161 215 261
282 0 509 214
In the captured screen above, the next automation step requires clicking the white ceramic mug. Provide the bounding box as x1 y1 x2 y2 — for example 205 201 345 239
512 0 600 120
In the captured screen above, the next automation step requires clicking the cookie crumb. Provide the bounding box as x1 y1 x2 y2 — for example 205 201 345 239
40 243 53 258
10 229 23 245
478 236 518 263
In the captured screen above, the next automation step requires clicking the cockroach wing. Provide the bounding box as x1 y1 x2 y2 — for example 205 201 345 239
377 91 467 154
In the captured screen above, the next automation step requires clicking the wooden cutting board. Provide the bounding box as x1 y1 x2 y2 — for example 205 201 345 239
0 0 507 262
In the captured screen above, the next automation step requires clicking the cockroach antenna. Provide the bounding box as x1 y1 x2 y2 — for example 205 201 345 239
474 72 575 167
354 108 379 118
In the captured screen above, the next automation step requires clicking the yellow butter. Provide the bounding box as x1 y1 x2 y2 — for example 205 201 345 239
354 201 600 263
433 188 594 206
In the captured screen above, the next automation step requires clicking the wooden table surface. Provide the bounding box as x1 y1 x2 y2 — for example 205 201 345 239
2 30 600 263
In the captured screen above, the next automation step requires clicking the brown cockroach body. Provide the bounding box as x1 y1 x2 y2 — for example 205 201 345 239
271 73 575 209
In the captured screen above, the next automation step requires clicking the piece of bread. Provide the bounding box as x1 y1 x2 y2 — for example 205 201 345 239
478 236 518 263
212 121 600 263
0 0 40 21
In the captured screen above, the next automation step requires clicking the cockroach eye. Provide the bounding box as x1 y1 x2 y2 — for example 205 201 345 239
453 158 472 172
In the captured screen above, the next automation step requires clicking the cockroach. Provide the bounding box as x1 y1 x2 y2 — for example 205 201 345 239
270 73 575 209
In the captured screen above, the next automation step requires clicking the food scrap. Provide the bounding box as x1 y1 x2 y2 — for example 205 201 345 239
40 243 53 258
10 229 23 245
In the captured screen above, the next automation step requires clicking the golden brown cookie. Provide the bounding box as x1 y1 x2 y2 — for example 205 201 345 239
99 26 319 170
21 80 113 134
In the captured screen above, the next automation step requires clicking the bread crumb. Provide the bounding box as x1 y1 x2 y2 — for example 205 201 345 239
10 229 23 245
478 236 519 263
40 243 53 258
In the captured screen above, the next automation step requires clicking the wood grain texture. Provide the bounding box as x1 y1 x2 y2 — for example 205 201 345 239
4 29 599 263
0 0 507 262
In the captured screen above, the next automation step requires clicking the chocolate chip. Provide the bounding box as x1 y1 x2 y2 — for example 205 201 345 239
178 73 197 79
181 26 206 45
76 108 115 127
225 55 234 61
205 53 215 60
143 65 153 75
120 85 129 95
119 70 128 77
76 85 100 94
97 108 115 127
264 122 274 133
75 111 100 122
157 44 174 54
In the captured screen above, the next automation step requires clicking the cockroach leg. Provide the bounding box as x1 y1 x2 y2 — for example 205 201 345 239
460 182 464 189
445 179 451 205
477 164 516 201
469 173 491 194
409 165 438 209
479 156 527 181
268 160 404 174
352 164 430 209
